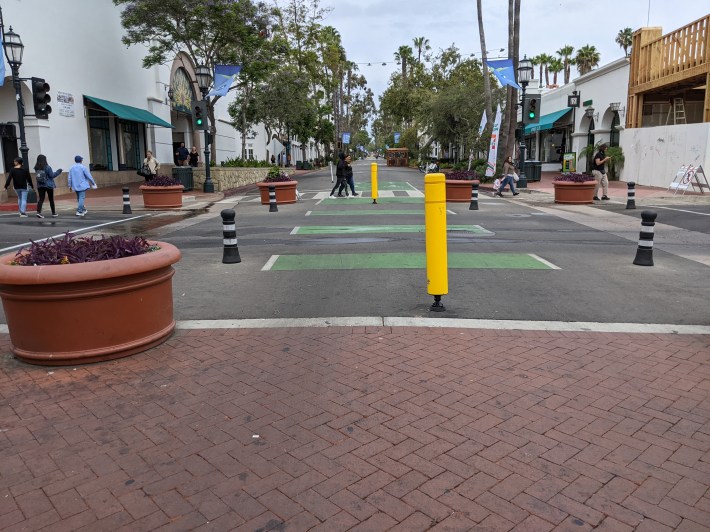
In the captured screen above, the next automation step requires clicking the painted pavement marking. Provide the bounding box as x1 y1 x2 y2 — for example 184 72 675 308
290 225 493 235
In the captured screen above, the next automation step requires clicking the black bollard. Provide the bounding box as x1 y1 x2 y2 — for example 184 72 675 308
633 210 657 266
430 295 446 312
626 182 636 210
122 187 132 214
469 181 479 211
221 209 241 264
268 185 278 212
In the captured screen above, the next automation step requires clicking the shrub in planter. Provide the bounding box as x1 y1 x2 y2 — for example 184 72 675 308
0 233 181 365
446 170 480 202
552 172 596 204
257 166 298 204
552 172 595 183
140 174 184 208
447 170 478 180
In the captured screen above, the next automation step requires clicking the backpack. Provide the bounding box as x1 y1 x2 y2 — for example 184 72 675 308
36 169 47 187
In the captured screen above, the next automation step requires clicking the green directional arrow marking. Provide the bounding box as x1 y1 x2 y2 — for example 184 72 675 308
292 225 492 235
264 253 556 271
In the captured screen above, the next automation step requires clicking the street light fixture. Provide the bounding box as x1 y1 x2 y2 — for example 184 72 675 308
516 55 533 189
195 65 214 193
2 26 31 173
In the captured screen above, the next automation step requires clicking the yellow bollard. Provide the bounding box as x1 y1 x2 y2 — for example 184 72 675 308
371 162 378 204
424 172 448 311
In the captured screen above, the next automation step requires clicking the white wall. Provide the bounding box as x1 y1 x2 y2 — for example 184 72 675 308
620 123 710 188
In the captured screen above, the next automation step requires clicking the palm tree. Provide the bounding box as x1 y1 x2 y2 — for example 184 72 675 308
548 58 563 86
531 54 545 86
477 0 493 125
412 36 430 63
394 45 414 83
539 53 554 87
575 45 600 75
616 27 633 56
556 45 574 84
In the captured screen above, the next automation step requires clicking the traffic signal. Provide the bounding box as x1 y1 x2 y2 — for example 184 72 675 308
193 100 207 131
522 94 540 125
31 77 52 119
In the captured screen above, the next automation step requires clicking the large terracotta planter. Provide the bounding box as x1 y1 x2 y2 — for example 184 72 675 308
0 242 181 366
256 180 299 205
553 180 597 204
446 180 479 202
140 185 184 208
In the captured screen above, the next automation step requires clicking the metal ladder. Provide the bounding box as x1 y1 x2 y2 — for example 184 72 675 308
669 97 687 124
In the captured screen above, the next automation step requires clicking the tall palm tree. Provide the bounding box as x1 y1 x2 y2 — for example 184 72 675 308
477 0 493 125
539 53 554 87
616 27 633 56
548 58 563 86
394 45 414 83
556 45 574 84
412 36 430 63
531 54 545 86
575 45 600 75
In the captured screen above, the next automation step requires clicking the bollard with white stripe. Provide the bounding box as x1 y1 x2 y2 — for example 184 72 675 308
268 185 278 212
122 187 132 214
626 182 636 210
633 210 657 266
221 209 241 263
469 181 479 210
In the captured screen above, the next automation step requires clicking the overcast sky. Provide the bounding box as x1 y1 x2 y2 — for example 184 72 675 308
320 0 709 103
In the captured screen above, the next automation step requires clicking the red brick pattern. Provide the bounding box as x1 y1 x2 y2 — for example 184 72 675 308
1 328 709 530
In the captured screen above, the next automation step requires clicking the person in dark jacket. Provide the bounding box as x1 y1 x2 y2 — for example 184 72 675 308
33 154 62 218
330 153 349 198
344 155 358 196
4 157 34 217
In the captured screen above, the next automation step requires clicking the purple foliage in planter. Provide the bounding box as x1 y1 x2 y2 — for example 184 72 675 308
263 174 293 182
553 172 594 183
446 170 478 181
11 233 157 266
143 174 182 187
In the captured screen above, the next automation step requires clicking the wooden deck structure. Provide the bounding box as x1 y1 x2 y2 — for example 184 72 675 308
627 14 710 128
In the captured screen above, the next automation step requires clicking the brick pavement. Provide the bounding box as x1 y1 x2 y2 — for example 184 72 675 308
1 328 709 531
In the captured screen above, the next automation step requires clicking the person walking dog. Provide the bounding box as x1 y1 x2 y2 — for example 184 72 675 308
68 155 97 217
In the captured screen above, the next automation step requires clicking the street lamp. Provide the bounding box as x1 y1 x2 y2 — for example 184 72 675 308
516 55 533 189
2 26 29 170
195 65 214 193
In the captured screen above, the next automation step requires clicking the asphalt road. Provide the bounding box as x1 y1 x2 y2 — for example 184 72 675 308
0 160 708 326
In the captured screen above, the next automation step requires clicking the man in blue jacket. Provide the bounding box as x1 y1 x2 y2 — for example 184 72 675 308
68 155 97 216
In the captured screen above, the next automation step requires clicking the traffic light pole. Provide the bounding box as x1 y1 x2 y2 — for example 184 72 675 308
203 96 214 193
518 83 528 189
9 64 29 170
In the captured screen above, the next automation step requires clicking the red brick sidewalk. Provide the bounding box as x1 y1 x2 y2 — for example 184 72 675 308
1 327 708 531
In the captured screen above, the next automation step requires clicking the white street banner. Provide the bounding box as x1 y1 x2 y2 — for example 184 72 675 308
485 104 502 177
478 111 487 135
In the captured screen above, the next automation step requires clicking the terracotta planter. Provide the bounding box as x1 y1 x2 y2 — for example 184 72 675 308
0 242 181 366
446 179 479 202
140 184 184 208
256 180 299 205
552 180 597 204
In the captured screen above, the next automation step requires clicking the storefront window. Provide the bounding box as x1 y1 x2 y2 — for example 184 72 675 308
88 110 112 171
610 112 620 147
541 130 566 163
118 120 140 170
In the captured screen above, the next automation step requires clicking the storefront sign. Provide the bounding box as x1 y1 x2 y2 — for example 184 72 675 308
57 92 75 117
562 152 577 172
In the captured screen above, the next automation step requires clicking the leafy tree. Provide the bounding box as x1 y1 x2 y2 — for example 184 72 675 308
616 27 633 57
556 45 575 84
575 45 600 75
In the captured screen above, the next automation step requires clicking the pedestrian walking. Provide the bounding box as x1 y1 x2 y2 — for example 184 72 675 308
188 146 200 167
592 144 611 201
344 155 358 196
142 150 160 180
33 154 62 218
4 157 33 217
330 153 349 198
68 155 97 217
175 142 189 166
497 155 520 197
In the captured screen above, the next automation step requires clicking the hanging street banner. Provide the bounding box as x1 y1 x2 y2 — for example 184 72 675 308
487 59 521 90
394 132 401 144
478 111 487 135
485 104 502 177
207 65 242 98
342 132 351 144
0 33 5 87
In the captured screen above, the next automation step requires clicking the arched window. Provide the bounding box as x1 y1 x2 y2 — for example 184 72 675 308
586 119 595 173
609 112 620 147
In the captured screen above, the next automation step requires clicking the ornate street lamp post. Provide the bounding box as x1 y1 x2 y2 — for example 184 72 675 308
517 56 533 189
195 65 214 193
2 26 29 170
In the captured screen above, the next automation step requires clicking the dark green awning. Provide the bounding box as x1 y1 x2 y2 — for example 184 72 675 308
84 95 174 128
524 108 572 134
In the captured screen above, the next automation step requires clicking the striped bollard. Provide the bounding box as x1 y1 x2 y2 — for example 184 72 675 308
221 209 241 264
469 180 479 210
633 210 657 266
122 187 132 214
626 182 636 210
268 185 278 212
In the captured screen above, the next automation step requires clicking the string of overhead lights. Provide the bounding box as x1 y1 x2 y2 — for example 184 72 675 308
354 48 507 67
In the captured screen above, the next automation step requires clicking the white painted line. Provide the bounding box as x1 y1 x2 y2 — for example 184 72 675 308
447 210 457 215
290 227 300 235
0 215 154 254
528 254 561 270
169 317 710 335
647 206 710 216
261 255 279 271
305 211 312 216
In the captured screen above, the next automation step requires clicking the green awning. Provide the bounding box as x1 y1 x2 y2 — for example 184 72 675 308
524 108 572 134
84 95 174 128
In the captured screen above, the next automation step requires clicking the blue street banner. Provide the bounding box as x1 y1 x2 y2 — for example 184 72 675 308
0 33 5 87
342 132 351 144
486 59 520 90
393 132 401 144
207 65 242 98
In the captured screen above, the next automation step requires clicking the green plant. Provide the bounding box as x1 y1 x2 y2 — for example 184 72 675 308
143 174 181 186
264 166 292 182
221 157 271 168
578 143 625 180
553 172 595 183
